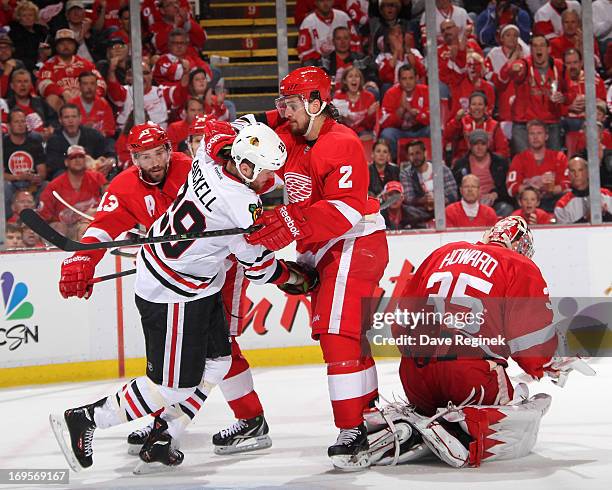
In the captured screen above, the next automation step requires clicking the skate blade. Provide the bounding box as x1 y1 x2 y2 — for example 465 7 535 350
128 443 142 456
133 460 181 475
49 413 83 473
213 434 272 455
330 451 371 472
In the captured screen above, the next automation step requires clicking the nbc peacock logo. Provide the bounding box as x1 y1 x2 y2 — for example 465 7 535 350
2 271 34 321
1 271 38 351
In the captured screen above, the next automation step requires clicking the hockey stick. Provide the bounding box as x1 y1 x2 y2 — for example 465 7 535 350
379 193 402 211
20 209 261 252
90 268 136 284
110 249 137 259
52 191 146 237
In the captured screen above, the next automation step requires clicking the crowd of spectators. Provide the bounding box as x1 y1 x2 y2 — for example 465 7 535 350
2 0 612 251
298 0 612 229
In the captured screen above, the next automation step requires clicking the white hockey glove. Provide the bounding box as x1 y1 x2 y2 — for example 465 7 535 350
543 356 596 388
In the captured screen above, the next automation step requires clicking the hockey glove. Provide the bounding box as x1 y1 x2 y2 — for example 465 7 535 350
203 120 236 163
59 254 96 299
543 356 596 387
245 204 312 251
277 260 319 295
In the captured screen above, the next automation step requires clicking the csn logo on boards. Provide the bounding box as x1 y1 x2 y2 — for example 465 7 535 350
1 271 39 351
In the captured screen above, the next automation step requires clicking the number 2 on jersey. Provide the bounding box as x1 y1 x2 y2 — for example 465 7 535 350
425 271 493 334
339 165 352 189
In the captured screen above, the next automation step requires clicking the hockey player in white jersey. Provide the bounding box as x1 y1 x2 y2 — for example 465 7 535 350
49 121 318 473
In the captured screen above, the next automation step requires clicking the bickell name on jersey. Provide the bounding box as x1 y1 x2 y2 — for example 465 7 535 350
135 151 283 304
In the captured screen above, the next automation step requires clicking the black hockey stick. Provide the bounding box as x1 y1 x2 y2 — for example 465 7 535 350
90 268 136 284
20 209 261 252
379 193 402 211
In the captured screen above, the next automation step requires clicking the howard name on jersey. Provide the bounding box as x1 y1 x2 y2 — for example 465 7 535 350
135 156 283 303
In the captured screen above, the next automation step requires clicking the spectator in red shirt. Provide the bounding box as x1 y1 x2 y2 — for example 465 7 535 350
6 190 35 224
443 91 509 162
167 97 205 151
380 64 430 159
332 65 378 140
70 71 116 139
38 144 106 238
150 0 206 54
452 129 513 216
549 9 600 64
368 138 399 197
561 48 607 132
446 174 498 228
554 156 612 223
507 120 569 212
380 180 412 230
485 24 530 139
511 186 554 224
153 28 214 87
502 34 565 153
533 0 581 40
91 0 127 32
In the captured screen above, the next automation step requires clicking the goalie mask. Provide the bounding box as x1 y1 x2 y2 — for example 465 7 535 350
482 216 534 259
231 122 287 183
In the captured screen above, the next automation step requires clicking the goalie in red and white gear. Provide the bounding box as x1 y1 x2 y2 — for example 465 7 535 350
365 216 595 468
246 66 388 471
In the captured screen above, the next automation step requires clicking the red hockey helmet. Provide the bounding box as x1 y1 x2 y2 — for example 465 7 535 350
279 66 332 103
188 114 209 137
127 122 169 154
483 216 534 258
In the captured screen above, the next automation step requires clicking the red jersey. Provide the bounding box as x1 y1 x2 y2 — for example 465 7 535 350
447 76 496 121
511 208 554 224
561 72 607 119
38 170 107 225
500 56 564 123
375 51 427 85
167 119 189 150
69 96 116 138
153 53 213 87
81 152 193 265
150 19 206 54
380 84 429 131
37 55 106 100
574 130 612 152
443 114 509 160
438 40 484 86
550 34 600 62
141 0 191 29
91 0 124 30
332 89 377 134
506 149 569 198
445 201 498 228
265 112 385 260
402 241 555 378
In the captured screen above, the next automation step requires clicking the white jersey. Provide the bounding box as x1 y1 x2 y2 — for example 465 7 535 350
135 150 282 303
533 1 581 39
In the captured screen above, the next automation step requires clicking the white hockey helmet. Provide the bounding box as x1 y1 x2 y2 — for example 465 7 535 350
482 215 535 259
231 122 287 183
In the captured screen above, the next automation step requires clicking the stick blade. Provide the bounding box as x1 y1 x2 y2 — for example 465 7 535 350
19 209 75 251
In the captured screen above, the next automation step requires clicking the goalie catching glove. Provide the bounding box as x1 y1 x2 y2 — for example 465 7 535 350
276 260 319 295
246 204 313 250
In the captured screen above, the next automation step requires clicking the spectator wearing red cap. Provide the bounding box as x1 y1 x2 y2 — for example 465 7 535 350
37 29 106 112
167 97 205 151
452 129 512 216
443 92 509 162
501 34 565 153
511 186 554 224
485 24 530 139
368 139 399 197
38 144 107 238
507 120 569 212
332 66 378 140
380 64 430 158
70 71 116 139
380 180 411 230
533 0 580 40
445 174 498 228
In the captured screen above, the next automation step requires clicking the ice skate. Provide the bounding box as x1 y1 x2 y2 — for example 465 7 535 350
127 420 154 455
133 418 183 475
212 415 272 455
328 423 370 471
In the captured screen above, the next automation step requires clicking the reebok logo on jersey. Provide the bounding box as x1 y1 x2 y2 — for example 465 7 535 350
279 206 300 237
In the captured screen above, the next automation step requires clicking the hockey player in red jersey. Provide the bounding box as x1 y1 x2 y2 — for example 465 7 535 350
246 66 389 470
365 216 593 468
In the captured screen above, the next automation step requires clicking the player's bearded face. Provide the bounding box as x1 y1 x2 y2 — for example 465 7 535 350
134 145 170 183
277 96 310 135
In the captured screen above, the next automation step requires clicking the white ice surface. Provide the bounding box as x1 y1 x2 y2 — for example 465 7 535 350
1 359 611 490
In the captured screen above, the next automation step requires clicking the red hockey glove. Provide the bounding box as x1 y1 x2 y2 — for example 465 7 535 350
59 254 96 299
203 120 236 163
276 260 319 295
245 204 312 251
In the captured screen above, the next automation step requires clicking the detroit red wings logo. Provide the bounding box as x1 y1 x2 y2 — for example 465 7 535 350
284 172 312 203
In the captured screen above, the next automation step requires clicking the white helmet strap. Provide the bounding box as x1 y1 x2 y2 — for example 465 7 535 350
303 97 326 138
